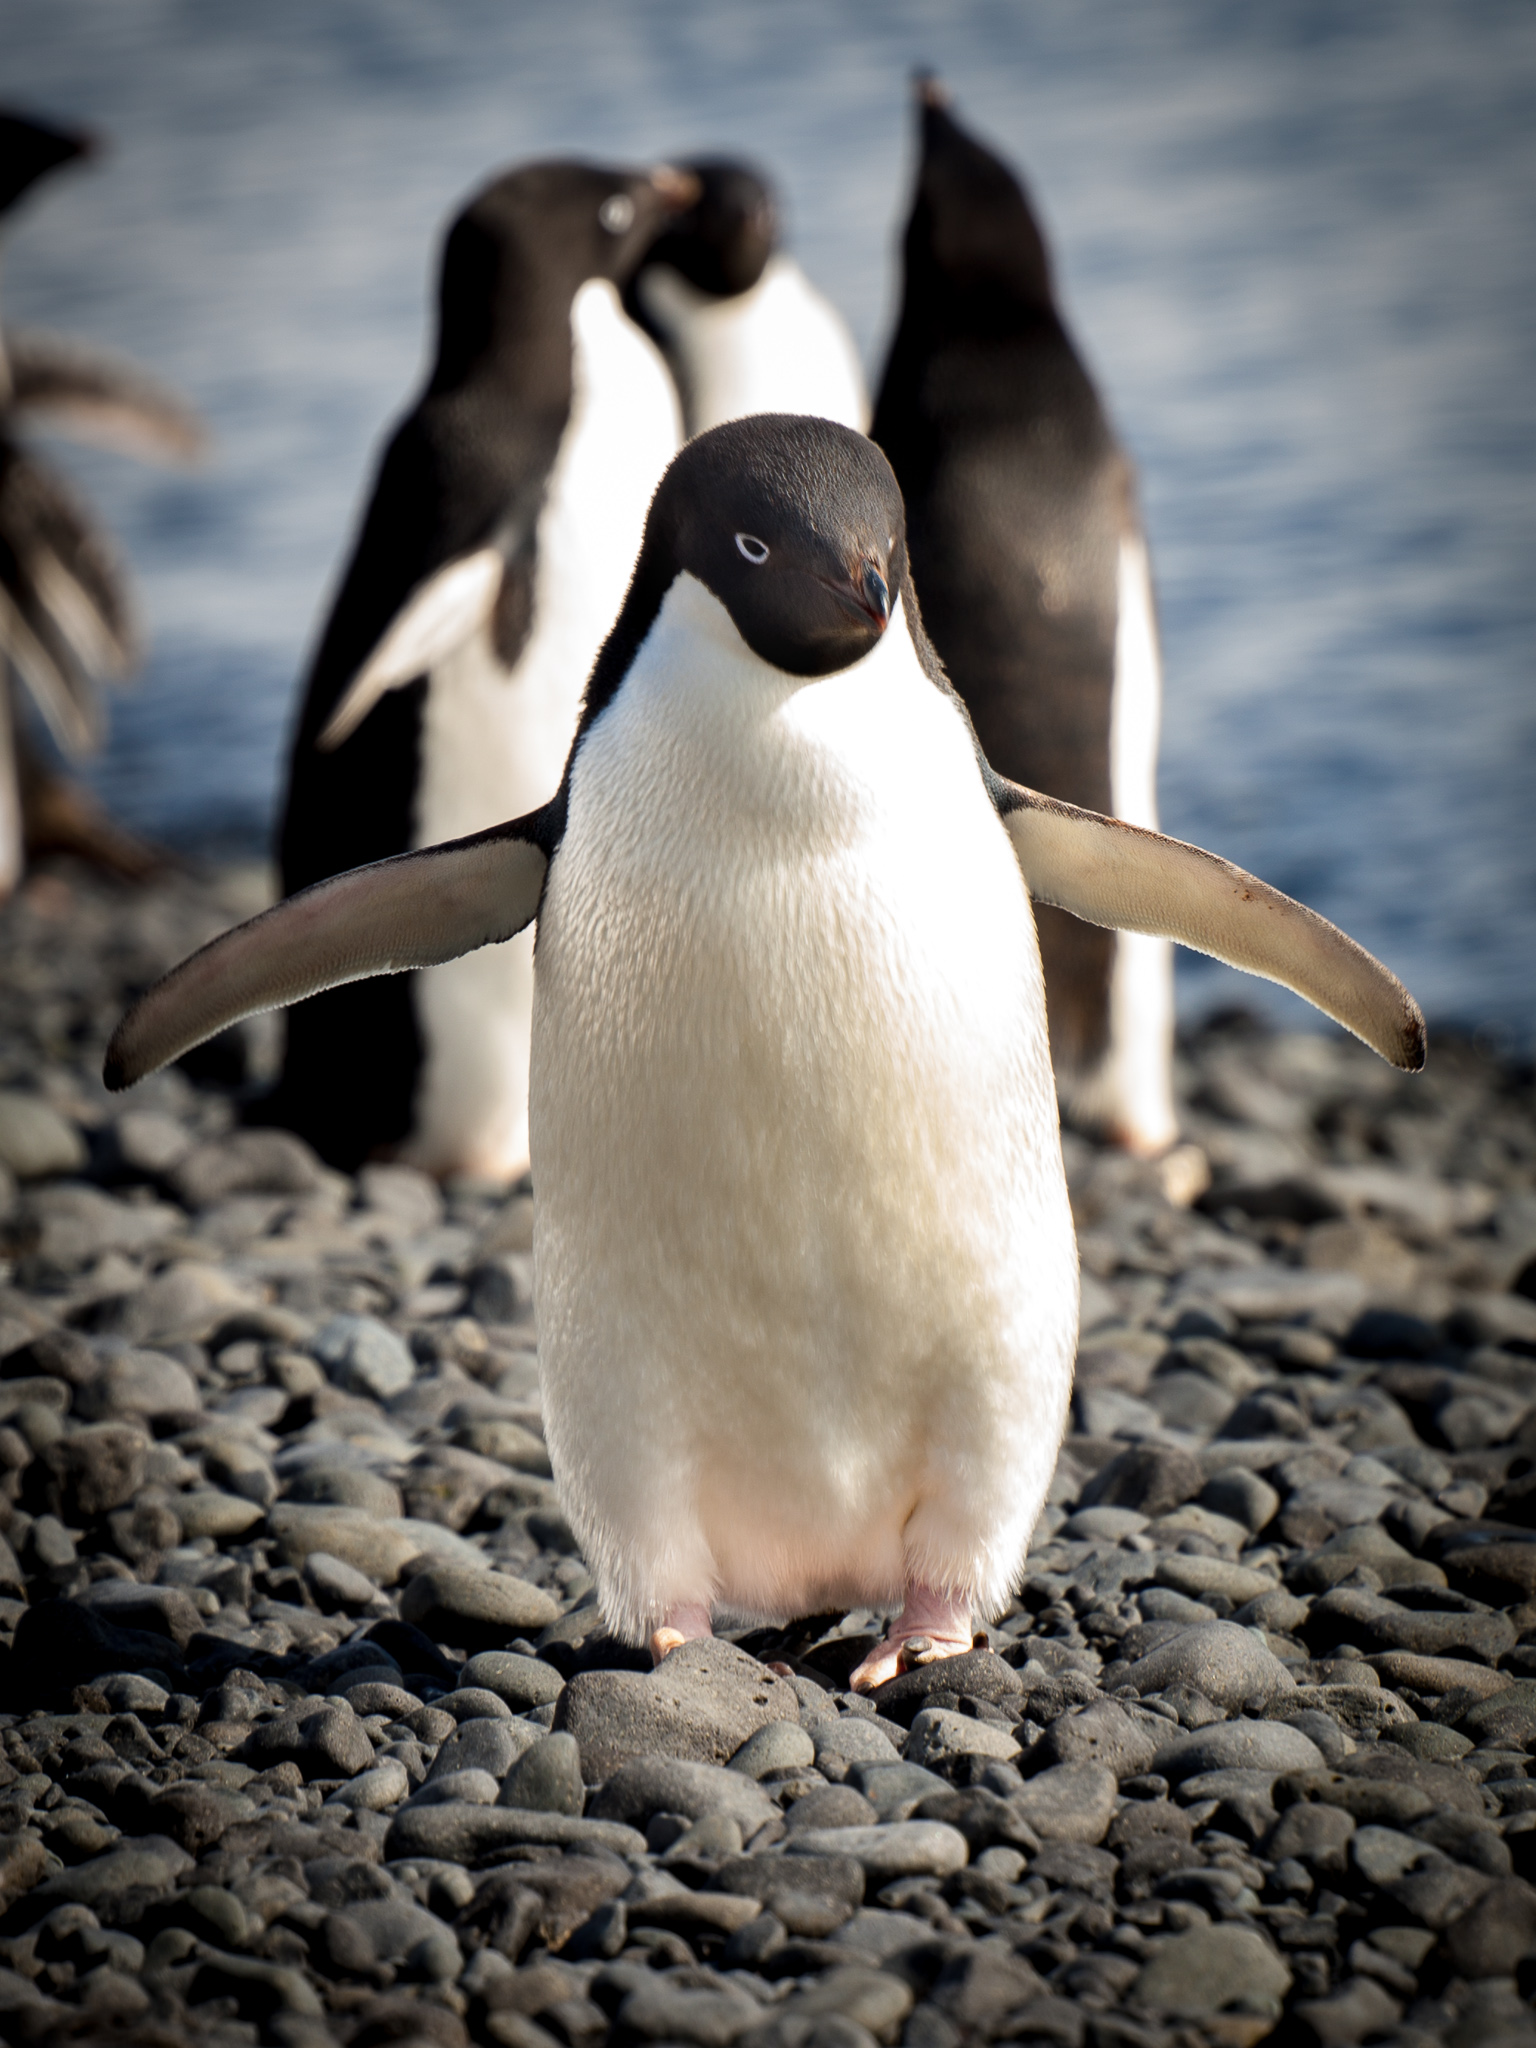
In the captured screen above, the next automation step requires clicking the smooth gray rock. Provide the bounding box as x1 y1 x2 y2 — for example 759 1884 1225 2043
384 1802 644 1861
29 1835 191 1914
1200 1467 1281 1533
238 1702 374 1779
171 1128 326 1207
311 1314 416 1401
285 1466 404 1518
305 1551 381 1611
556 1638 799 1781
812 1717 902 1769
499 1732 584 1815
1120 1620 1295 1711
846 1759 951 1820
906 1708 1020 1769
715 1851 867 1938
1134 1924 1292 2018
1350 1824 1439 1885
459 1649 565 1711
0 1092 87 1178
1012 1762 1117 1844
829 1907 936 1962
399 1565 559 1650
427 1716 535 1783
403 1770 500 1809
729 1720 816 1779
1154 1719 1326 1783
787 1819 968 1879
619 1978 762 2045
1029 1698 1158 1780
782 1785 880 1834
1267 1800 1356 1870
75 1348 200 1423
323 1896 460 1980
588 1755 777 1832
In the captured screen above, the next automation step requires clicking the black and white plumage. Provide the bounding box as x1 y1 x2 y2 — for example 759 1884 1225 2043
106 414 1424 1687
270 160 692 1178
0 108 205 894
873 79 1176 1155
631 158 867 437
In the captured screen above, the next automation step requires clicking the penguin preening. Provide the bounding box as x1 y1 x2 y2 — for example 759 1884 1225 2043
631 158 868 436
106 416 1425 1688
873 79 1177 1157
270 160 694 1179
0 109 204 897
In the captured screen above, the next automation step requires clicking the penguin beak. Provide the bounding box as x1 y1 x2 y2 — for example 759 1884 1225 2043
859 561 891 628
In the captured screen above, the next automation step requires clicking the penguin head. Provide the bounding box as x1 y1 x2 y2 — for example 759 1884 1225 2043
637 158 779 300
647 414 904 678
432 159 699 386
0 109 95 222
904 75 1054 314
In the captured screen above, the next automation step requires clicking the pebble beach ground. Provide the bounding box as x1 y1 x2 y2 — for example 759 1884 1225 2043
0 860 1533 2048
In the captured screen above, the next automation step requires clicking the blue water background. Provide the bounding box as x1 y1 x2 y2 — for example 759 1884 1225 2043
5 0 1534 1037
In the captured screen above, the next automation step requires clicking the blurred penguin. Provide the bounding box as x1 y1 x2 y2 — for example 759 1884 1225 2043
0 108 205 897
631 159 867 436
872 78 1176 1157
269 161 693 1178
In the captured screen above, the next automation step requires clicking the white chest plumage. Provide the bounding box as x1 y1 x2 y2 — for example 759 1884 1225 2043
406 279 682 1177
639 253 869 437
530 576 1078 1641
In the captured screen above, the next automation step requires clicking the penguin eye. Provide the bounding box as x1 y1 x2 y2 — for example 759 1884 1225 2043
735 533 770 565
598 193 635 235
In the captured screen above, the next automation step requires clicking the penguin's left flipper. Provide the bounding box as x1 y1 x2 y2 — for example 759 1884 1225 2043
6 330 208 467
103 813 553 1091
997 781 1426 1072
316 546 505 750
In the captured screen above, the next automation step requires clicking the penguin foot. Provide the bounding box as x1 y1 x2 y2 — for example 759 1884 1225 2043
649 1602 713 1666
847 1584 974 1692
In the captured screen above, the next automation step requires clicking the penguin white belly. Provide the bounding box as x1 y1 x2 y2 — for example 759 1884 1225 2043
640 254 869 436
407 279 682 1178
531 576 1077 1643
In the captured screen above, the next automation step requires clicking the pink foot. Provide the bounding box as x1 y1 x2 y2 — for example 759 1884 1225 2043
649 1601 713 1666
848 1583 976 1692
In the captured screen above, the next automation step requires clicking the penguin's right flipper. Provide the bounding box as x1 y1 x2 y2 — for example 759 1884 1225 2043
996 781 1426 1072
6 330 208 466
316 545 505 750
104 813 553 1090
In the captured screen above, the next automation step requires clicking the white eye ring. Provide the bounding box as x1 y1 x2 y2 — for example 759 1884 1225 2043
599 193 635 235
735 532 769 564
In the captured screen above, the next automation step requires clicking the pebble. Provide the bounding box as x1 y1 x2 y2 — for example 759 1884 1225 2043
1120 1618 1296 1710
556 1638 799 1779
399 1564 559 1648
1134 1923 1293 2018
787 1818 969 1878
906 1705 1020 1767
311 1313 417 1400
1013 1762 1118 1843
1153 1717 1328 1780
499 1730 584 1813
459 1648 566 1710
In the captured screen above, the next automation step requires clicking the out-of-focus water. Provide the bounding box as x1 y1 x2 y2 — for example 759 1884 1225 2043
5 0 1534 1037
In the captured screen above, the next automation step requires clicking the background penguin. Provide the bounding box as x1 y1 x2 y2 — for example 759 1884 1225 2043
872 78 1176 1157
0 108 204 897
269 159 693 1178
106 417 1424 1689
630 158 868 436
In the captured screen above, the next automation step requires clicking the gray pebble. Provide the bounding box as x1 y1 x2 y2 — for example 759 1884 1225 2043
787 1819 968 1879
556 1638 799 1780
458 1649 565 1711
499 1731 584 1814
729 1719 816 1778
311 1313 416 1401
1153 1718 1326 1782
1120 1618 1295 1710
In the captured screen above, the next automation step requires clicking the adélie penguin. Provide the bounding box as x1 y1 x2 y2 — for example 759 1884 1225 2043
105 415 1425 1689
270 159 694 1177
0 108 204 897
873 78 1178 1158
631 158 868 435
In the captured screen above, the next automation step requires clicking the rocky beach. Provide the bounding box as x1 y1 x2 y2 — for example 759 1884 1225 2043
0 859 1532 2048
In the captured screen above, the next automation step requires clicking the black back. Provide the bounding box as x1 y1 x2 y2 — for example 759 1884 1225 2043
871 82 1132 1073
0 111 92 221
268 161 681 1169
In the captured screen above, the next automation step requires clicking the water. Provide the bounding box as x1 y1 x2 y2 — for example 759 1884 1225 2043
5 0 1534 1038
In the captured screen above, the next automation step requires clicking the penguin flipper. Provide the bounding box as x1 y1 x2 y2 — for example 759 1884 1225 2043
316 545 504 750
5 330 208 466
104 816 552 1090
996 781 1426 1072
